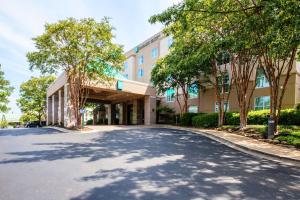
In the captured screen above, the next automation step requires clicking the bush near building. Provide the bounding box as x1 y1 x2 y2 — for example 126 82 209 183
191 109 300 128
189 109 300 148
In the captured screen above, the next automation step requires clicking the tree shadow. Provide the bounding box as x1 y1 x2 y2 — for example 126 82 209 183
1 127 300 199
0 128 62 136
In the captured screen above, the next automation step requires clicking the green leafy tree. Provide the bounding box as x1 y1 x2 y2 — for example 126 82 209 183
0 64 14 113
151 37 203 114
17 76 56 124
0 114 8 128
19 113 38 124
27 18 125 128
151 0 300 133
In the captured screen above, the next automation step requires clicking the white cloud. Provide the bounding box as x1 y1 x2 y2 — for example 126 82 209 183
0 21 33 51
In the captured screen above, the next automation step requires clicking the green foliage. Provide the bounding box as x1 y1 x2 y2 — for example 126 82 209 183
276 134 300 149
276 126 300 148
27 17 125 76
225 112 240 126
192 113 218 128
17 76 55 122
86 119 93 125
19 113 38 123
27 18 125 128
157 105 175 114
150 0 300 129
279 109 300 125
247 110 270 125
180 113 199 126
0 65 14 113
191 109 300 128
0 115 8 128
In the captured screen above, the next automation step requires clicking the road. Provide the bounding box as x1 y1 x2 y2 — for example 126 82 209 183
0 127 300 200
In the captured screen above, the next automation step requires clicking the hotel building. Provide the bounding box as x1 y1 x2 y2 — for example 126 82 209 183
47 32 300 127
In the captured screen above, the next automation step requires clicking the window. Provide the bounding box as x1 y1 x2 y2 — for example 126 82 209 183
168 37 173 48
215 102 229 112
138 55 144 65
217 73 230 93
256 68 269 88
254 96 270 110
124 62 128 70
166 88 175 102
138 68 144 78
188 83 199 99
151 48 158 58
188 105 198 113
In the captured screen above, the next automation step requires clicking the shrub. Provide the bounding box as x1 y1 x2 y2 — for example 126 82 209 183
180 113 199 126
86 119 93 125
192 113 218 128
225 112 240 125
279 109 300 125
0 118 8 128
247 110 270 125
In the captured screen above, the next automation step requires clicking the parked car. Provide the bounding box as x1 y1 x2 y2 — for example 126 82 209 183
25 121 42 128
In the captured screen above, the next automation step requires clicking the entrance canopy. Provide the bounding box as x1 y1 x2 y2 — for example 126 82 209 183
46 72 157 127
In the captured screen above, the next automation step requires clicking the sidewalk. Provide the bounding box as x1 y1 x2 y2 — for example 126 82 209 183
159 125 300 166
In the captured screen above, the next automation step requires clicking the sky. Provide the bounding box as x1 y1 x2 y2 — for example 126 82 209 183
0 0 181 120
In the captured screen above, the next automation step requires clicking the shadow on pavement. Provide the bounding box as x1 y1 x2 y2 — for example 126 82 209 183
0 128 62 136
1 128 300 199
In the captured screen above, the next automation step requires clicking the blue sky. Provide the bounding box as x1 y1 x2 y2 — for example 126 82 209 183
0 0 180 119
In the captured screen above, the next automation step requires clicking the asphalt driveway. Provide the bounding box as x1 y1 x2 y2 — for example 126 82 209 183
0 127 300 200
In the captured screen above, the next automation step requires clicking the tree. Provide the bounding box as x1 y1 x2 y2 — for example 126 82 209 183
150 1 232 126
151 36 202 114
0 115 8 128
151 0 300 132
27 18 125 128
0 64 14 113
19 113 38 124
17 76 56 124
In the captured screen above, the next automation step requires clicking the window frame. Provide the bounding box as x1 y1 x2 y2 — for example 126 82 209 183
254 96 270 110
188 105 198 113
151 48 158 58
138 55 144 65
215 102 229 112
166 88 175 102
256 69 269 88
188 83 199 99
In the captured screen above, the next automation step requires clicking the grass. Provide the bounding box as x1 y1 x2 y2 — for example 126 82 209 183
220 124 300 149
275 125 300 148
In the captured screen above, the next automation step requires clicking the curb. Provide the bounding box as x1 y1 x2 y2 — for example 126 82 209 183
159 125 300 167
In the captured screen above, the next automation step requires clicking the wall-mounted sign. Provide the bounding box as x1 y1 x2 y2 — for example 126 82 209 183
117 80 123 90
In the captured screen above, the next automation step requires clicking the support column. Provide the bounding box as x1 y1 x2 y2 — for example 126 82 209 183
111 104 116 125
47 96 52 125
132 99 138 125
64 83 74 128
58 89 64 126
119 104 123 125
107 104 111 125
144 96 156 125
122 102 127 125
52 94 58 125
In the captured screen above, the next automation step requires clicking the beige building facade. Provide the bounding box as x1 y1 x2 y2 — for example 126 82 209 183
47 31 300 127
122 32 300 115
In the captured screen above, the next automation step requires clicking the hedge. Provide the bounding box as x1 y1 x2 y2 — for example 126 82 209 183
180 113 200 126
191 109 300 128
192 113 218 128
